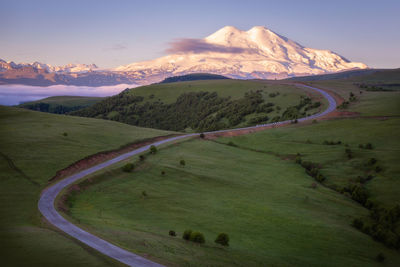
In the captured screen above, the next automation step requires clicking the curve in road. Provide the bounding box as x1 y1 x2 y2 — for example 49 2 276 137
38 84 336 267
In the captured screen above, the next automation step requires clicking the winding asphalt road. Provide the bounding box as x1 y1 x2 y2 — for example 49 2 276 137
38 84 336 267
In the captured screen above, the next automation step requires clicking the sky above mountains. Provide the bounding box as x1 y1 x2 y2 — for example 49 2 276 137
1 0 399 69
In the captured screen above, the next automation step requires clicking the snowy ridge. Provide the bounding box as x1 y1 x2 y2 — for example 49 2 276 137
115 26 367 81
0 59 98 73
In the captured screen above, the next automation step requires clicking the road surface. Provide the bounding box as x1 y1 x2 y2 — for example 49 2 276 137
38 84 336 267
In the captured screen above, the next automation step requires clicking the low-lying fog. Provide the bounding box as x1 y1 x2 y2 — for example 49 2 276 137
0 84 138 105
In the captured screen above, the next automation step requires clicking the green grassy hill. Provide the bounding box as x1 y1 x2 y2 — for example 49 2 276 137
18 95 104 114
71 79 325 132
0 106 173 266
63 76 400 266
160 73 229 83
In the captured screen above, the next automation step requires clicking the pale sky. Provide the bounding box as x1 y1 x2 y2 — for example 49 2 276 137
1 0 399 69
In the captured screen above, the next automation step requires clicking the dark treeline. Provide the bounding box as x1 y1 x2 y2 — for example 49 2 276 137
21 102 87 114
71 90 321 131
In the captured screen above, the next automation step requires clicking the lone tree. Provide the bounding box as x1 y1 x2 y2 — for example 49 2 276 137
183 230 192 240
190 232 205 244
180 159 186 167
150 145 157 154
122 163 134 172
215 233 229 246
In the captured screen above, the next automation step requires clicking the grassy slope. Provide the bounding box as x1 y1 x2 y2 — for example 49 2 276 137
19 96 104 108
128 79 304 104
0 106 173 266
67 75 400 266
121 79 325 129
67 138 400 266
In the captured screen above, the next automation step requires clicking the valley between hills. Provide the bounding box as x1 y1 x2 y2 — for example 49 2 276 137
1 69 399 266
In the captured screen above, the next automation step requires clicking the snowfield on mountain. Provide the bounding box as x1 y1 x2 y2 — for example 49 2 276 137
115 26 368 81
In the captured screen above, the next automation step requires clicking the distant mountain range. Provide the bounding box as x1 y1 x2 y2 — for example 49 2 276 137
0 26 368 87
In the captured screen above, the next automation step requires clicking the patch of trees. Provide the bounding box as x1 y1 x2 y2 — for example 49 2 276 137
323 140 342 145
21 102 87 114
353 205 400 249
175 230 229 246
359 143 373 149
160 73 229 83
72 89 323 131
295 157 326 183
357 83 396 92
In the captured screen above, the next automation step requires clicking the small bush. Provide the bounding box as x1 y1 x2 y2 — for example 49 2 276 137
161 170 166 176
183 229 192 240
352 218 364 229
375 165 382 173
312 119 317 124
366 158 377 166
139 155 145 161
316 173 326 183
190 232 205 244
376 252 385 262
365 143 373 149
295 156 302 164
180 159 186 167
227 141 237 147
215 233 229 246
142 190 147 197
62 132 68 136
150 145 157 154
122 163 134 172
169 230 176 236
345 148 353 159
199 133 205 138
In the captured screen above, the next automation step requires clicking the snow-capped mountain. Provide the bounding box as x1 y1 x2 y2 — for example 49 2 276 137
0 26 368 86
0 58 136 87
115 26 367 81
0 59 98 73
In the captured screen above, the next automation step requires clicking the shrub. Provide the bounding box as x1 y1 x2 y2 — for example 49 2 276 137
150 145 157 154
183 230 192 240
308 167 319 178
359 144 364 149
312 119 317 124
142 190 147 197
365 143 373 149
122 163 134 172
227 141 237 147
345 148 353 159
180 159 186 167
190 232 205 244
350 185 369 205
62 132 68 136
352 218 364 229
376 253 385 262
169 230 176 236
215 233 229 246
375 165 382 173
366 158 377 166
316 173 326 183
199 133 205 138
161 170 166 176
311 182 317 189
295 156 302 164
139 155 145 161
